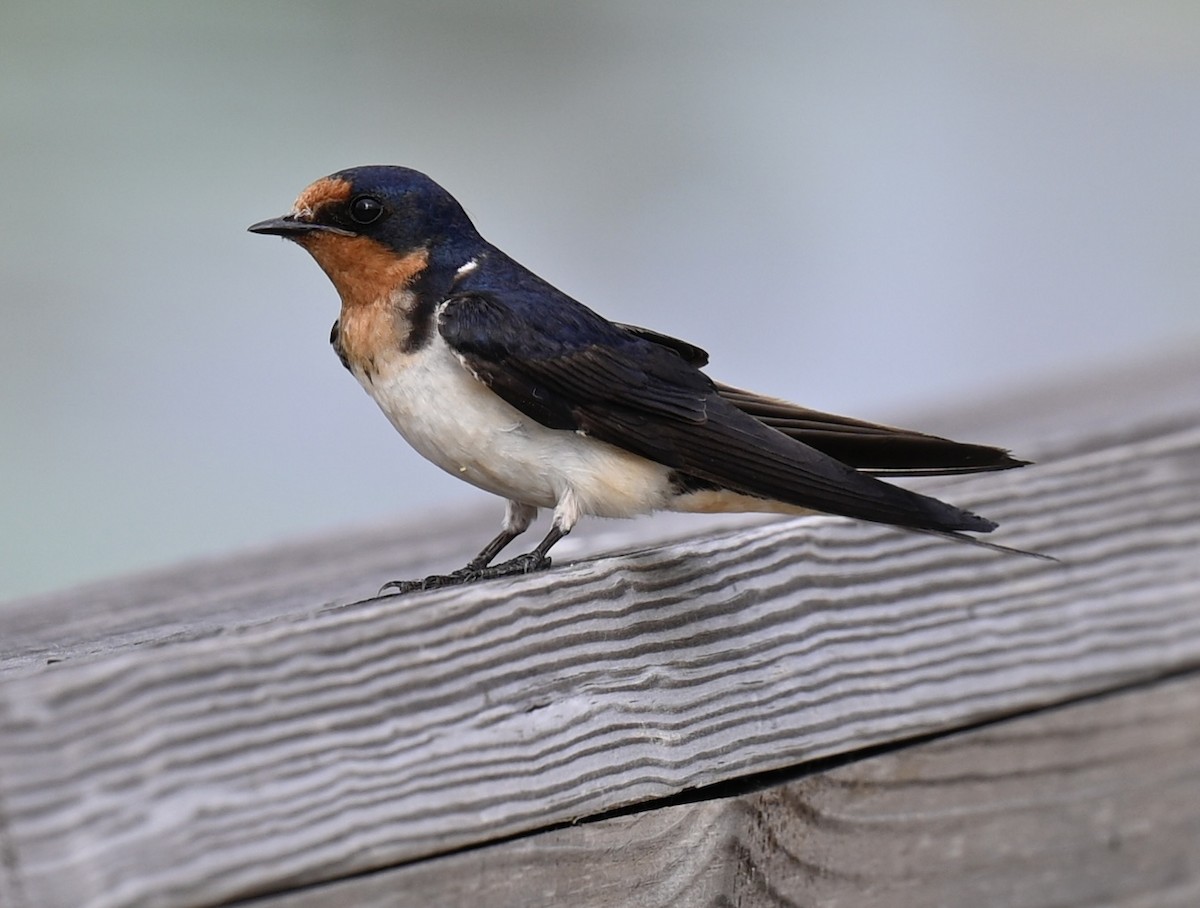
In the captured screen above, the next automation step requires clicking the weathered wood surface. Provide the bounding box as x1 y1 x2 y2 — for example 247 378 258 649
2 347 1195 675
266 671 1200 908
0 349 1198 907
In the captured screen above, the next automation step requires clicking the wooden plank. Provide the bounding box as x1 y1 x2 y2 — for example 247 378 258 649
0 350 1198 907
0 436 1197 905
2 346 1195 674
262 671 1200 908
0 507 770 677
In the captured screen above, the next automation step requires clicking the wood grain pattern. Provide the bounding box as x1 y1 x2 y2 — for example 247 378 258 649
0 350 1197 907
262 671 1200 908
2 347 1195 673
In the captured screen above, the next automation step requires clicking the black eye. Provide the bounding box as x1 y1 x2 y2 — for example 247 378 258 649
349 195 384 225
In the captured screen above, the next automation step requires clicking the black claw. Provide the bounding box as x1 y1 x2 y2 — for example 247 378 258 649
376 554 553 598
377 567 475 597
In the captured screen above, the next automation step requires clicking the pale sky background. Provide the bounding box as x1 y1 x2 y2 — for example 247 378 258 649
2 1 1198 601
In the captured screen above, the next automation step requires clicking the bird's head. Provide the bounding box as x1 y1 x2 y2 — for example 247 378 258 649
248 165 479 307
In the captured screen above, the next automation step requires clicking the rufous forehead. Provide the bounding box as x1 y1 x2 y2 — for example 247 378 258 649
291 176 352 218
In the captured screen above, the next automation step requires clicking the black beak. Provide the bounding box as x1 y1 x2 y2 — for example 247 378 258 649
247 215 353 238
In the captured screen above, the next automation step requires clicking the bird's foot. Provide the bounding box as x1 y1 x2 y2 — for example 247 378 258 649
376 571 472 597
377 553 552 597
486 551 553 578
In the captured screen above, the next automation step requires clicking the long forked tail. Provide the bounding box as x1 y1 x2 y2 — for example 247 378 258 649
909 526 1058 562
716 383 1029 477
713 383 1054 556
671 388 1047 552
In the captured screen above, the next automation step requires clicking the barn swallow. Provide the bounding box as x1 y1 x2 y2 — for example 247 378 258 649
249 165 1039 594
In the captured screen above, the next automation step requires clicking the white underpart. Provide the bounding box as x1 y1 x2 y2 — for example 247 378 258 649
355 330 677 534
503 500 537 534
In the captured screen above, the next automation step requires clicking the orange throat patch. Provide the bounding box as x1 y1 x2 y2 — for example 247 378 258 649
337 297 402 381
300 235 429 312
302 239 430 379
288 175 431 377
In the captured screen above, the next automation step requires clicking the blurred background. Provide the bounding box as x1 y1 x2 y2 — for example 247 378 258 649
2 1 1198 600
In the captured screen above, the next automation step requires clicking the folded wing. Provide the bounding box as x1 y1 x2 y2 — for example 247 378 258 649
615 322 1027 476
440 298 1016 534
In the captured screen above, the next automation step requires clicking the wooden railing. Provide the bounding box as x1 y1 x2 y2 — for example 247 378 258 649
2 349 1198 907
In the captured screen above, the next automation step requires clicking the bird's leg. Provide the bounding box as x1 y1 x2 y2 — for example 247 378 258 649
463 527 524 572
479 524 566 578
474 487 579 579
378 501 538 596
377 525 567 596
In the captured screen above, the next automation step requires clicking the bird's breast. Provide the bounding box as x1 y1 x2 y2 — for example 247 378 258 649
355 333 674 516
335 287 422 383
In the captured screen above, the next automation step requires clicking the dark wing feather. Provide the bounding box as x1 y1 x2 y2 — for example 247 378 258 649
438 295 1000 534
615 323 1026 476
441 295 711 429
613 322 710 367
715 384 1028 476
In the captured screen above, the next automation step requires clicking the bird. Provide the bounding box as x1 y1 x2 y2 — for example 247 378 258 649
249 165 1038 594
